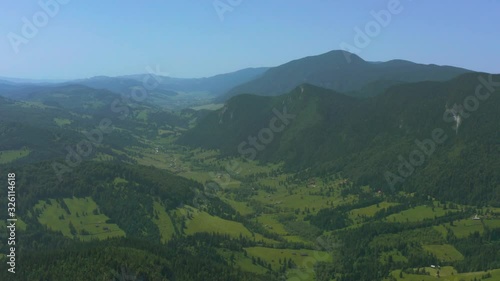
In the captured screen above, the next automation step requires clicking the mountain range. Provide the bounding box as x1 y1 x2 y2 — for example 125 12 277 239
221 50 472 100
180 73 500 206
1 49 500 281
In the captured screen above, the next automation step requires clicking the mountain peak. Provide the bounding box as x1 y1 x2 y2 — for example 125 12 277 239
323 50 366 63
222 51 471 100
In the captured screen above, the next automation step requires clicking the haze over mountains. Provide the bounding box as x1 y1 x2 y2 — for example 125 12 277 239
76 67 269 97
222 50 472 100
3 49 493 206
0 50 475 104
1 49 499 281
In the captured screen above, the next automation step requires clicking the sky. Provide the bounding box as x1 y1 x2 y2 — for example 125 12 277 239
1 0 499 80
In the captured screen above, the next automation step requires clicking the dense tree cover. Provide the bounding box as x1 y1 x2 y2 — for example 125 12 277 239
180 73 500 206
0 85 189 167
294 193 500 280
1 73 499 280
148 110 190 128
22 161 199 211
0 105 121 166
0 234 278 281
0 161 201 241
454 228 500 272
306 197 382 230
309 207 499 281
0 160 281 280
222 50 470 100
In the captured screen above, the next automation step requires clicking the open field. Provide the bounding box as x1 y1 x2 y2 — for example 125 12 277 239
445 218 487 238
386 205 456 223
422 244 464 262
388 267 500 281
0 149 30 164
34 197 125 241
217 249 269 275
0 217 26 231
222 197 254 216
349 201 400 222
244 246 332 279
53 117 72 126
183 208 253 237
84 141 500 279
16 101 54 109
178 206 274 243
435 218 500 239
256 214 288 235
484 218 500 229
379 250 408 264
152 201 176 243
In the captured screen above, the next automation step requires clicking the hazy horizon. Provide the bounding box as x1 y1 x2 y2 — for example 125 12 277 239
2 0 500 79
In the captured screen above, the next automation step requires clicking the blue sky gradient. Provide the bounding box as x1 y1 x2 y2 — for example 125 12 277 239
1 0 499 79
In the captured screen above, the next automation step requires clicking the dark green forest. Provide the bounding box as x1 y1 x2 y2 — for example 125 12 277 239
0 60 498 281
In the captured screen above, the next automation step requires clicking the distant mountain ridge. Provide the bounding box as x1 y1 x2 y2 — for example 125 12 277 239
121 67 269 96
0 76 68 84
1 50 473 101
0 67 269 110
43 67 269 98
221 50 472 100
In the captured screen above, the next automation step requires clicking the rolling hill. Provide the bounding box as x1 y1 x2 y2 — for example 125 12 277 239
180 73 500 206
221 50 472 100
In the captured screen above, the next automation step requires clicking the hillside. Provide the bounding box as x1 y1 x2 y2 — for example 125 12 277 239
1 72 499 281
221 50 471 100
0 161 277 281
180 73 500 206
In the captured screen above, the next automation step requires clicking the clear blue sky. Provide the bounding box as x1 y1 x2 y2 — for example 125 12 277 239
1 0 499 79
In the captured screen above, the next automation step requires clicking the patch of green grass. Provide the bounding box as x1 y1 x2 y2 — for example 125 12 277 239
113 177 129 185
216 159 282 178
158 129 175 136
252 185 346 214
53 117 72 126
256 214 288 235
350 202 399 221
190 103 225 111
284 235 310 243
422 244 464 262
386 205 453 223
432 224 449 239
222 197 254 216
380 250 408 265
0 149 30 164
181 207 252 238
387 266 500 281
484 218 500 229
244 247 331 276
447 219 484 238
17 101 53 109
16 217 27 231
370 227 445 249
179 206 275 244
178 171 216 183
152 201 175 243
217 249 268 275
136 110 148 121
1 217 27 231
34 197 125 241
